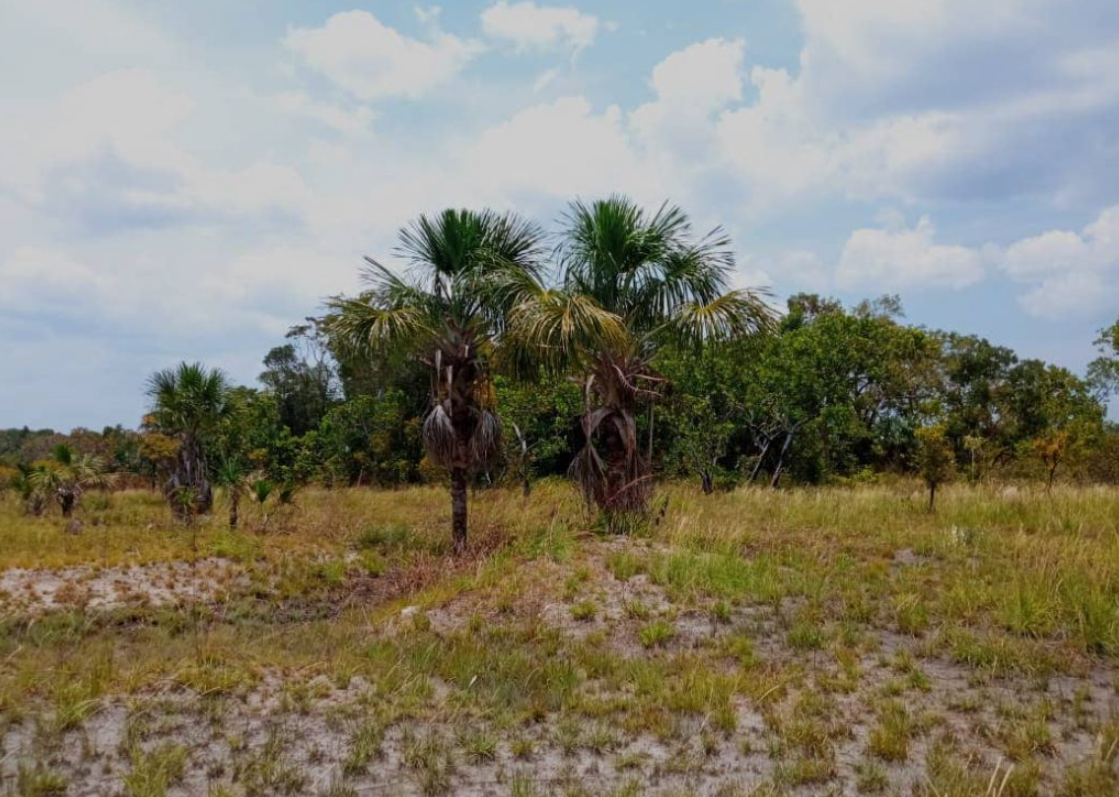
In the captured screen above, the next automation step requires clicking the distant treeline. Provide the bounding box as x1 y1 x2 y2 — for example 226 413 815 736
4 294 1117 492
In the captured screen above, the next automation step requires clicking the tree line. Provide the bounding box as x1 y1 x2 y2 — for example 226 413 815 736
3 197 1117 543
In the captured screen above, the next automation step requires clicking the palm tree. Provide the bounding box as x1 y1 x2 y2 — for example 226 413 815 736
327 208 546 552
29 443 111 518
146 362 231 520
214 457 249 529
13 464 48 517
509 196 773 527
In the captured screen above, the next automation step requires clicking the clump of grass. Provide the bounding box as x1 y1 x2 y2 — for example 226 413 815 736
997 704 1055 761
625 600 651 620
13 764 68 797
606 550 643 581
585 722 619 753
358 522 419 551
639 620 676 648
854 759 888 793
459 728 497 763
510 737 535 760
571 601 597 622
122 743 187 797
402 731 455 796
712 600 733 624
509 772 540 797
786 619 824 651
233 727 306 796
868 700 914 762
555 716 584 756
1057 760 1115 797
317 782 358 797
341 718 384 776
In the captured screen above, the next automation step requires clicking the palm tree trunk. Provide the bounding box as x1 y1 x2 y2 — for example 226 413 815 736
169 434 213 520
450 466 468 553
229 493 240 529
59 490 75 518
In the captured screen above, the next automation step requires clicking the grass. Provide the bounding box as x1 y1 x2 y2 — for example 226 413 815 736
2 480 1119 794
122 743 187 797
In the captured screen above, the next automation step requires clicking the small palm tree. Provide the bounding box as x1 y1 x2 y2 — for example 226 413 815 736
509 196 773 526
14 463 49 517
214 457 249 529
327 208 546 552
146 362 231 520
29 444 112 518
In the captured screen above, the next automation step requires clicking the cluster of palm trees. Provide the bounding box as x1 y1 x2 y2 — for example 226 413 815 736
328 196 774 550
14 444 111 521
145 362 294 529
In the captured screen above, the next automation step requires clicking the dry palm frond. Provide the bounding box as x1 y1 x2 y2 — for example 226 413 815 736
422 403 458 468
468 408 502 468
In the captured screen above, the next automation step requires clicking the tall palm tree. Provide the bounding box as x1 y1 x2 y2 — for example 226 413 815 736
146 362 231 520
28 444 111 518
327 208 547 552
509 196 773 526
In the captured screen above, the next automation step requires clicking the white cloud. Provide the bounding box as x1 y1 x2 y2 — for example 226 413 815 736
0 69 315 232
5 0 1119 428
0 247 105 314
760 250 833 293
1002 206 1119 318
768 205 1119 317
836 216 987 290
466 96 647 207
647 38 744 110
533 67 561 93
697 0 1119 208
273 91 374 135
284 11 482 101
481 2 599 53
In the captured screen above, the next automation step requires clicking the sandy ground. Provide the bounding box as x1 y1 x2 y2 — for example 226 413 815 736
2 543 1117 795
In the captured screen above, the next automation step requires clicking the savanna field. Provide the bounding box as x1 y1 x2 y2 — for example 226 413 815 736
3 481 1119 797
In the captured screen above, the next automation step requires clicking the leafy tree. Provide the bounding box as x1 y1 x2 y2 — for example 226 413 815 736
671 393 737 493
493 375 582 495
509 196 772 525
728 299 938 486
316 391 422 486
1088 318 1119 400
937 333 1018 464
656 342 748 492
145 362 232 520
1011 362 1105 490
915 425 954 511
326 208 545 551
258 321 338 435
28 443 111 518
137 426 179 489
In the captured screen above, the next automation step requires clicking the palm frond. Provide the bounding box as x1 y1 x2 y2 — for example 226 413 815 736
145 362 230 436
422 402 458 467
666 288 777 347
468 408 502 467
503 291 629 375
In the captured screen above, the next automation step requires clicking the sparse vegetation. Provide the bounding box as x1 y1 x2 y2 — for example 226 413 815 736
2 481 1118 794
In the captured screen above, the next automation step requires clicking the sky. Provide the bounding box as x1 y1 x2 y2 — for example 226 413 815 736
1 0 1118 430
